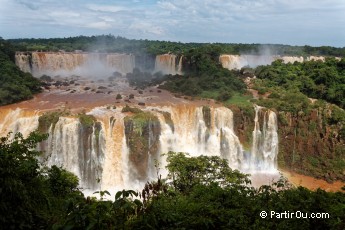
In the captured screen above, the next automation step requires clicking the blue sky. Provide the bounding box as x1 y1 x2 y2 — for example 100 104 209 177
0 0 344 47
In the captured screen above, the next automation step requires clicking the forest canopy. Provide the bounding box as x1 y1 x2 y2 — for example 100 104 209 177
9 34 345 56
0 38 41 105
254 58 345 109
1 133 344 229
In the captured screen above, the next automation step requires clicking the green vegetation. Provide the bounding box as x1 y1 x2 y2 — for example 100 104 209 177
9 35 345 56
0 38 42 105
0 132 82 229
7 35 345 106
38 110 69 132
121 104 143 114
78 113 96 129
124 109 158 136
123 109 161 179
254 58 345 109
165 152 250 192
2 136 344 229
126 68 164 89
159 45 246 100
252 59 345 175
225 92 253 107
1 37 344 227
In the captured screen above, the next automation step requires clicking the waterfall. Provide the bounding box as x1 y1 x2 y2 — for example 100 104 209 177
306 56 326 61
219 54 314 70
154 54 177 75
0 108 39 138
106 54 135 74
31 52 88 74
42 117 104 190
15 53 32 73
250 105 278 172
280 56 304 64
177 55 183 75
219 54 276 70
147 106 243 170
15 52 136 77
0 105 279 192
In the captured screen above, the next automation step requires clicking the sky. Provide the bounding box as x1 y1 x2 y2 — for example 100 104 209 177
0 0 344 47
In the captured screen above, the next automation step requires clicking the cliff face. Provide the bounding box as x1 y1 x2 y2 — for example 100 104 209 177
124 111 161 181
231 105 345 182
277 109 345 182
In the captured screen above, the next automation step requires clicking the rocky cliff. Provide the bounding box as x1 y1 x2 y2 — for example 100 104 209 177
230 104 345 182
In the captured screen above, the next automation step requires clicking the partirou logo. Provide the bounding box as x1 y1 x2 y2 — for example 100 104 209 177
260 211 330 219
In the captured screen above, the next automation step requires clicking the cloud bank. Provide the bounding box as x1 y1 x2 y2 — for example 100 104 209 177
0 0 344 46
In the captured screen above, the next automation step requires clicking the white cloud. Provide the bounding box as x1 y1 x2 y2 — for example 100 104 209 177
0 0 344 46
99 16 115 22
50 11 80 18
158 1 177 10
87 4 125 13
129 22 165 35
87 21 112 30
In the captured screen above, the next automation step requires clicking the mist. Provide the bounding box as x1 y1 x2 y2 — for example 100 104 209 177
219 45 308 70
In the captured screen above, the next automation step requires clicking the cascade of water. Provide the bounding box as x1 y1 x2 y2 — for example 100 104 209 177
86 108 146 193
106 54 135 74
177 55 183 74
154 54 177 75
0 108 39 138
307 56 325 61
219 54 309 70
147 106 244 170
219 54 277 70
31 52 88 74
15 53 32 73
15 52 136 77
0 105 279 193
43 117 104 190
280 56 304 64
250 105 278 172
214 107 244 169
45 117 81 178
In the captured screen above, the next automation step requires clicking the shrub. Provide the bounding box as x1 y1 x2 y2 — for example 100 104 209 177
217 90 233 101
116 94 122 100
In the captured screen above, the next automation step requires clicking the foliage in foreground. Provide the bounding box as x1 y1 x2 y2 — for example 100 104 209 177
0 133 344 229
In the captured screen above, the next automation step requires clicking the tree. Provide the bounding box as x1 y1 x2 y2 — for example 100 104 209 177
165 151 250 193
0 39 42 106
0 132 48 229
47 165 79 197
